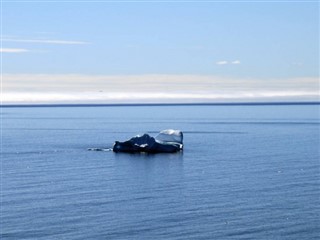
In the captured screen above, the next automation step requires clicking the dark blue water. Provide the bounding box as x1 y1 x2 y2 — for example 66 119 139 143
2 105 320 239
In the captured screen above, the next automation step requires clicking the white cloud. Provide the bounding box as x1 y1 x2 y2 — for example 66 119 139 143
216 60 241 65
1 38 89 45
216 60 228 65
0 48 29 53
231 60 241 64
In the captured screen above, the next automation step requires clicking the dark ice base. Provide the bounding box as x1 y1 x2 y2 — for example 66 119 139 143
113 131 183 153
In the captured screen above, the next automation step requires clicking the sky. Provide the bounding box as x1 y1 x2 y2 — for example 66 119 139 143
1 0 319 104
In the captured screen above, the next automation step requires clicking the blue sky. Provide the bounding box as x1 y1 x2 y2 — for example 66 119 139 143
1 1 319 103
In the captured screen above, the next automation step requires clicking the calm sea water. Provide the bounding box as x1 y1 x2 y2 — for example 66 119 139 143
2 105 320 239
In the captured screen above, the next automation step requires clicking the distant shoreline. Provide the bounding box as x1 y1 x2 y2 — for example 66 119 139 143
1 101 320 108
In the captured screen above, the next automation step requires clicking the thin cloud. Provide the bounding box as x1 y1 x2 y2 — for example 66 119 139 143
291 62 303 67
0 48 29 53
216 60 241 65
216 60 228 65
2 38 89 45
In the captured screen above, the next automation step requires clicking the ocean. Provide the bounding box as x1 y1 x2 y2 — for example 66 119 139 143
1 104 320 239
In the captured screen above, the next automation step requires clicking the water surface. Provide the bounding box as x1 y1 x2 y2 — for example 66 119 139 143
2 105 320 239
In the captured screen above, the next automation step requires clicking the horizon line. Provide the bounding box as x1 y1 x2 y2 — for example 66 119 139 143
1 101 320 108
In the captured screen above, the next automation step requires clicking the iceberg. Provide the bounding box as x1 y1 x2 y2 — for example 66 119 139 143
113 129 183 153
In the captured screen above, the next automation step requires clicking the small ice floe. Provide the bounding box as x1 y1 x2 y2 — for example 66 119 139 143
113 129 183 153
87 148 113 152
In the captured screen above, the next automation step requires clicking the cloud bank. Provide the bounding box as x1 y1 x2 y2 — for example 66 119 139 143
2 74 319 104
